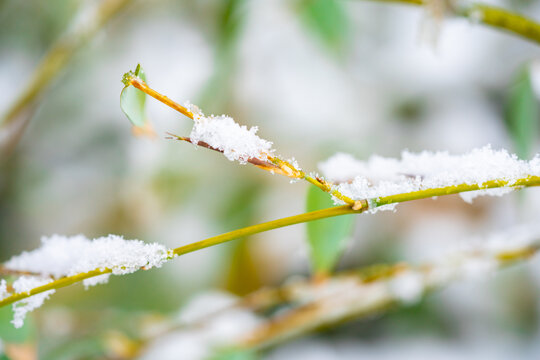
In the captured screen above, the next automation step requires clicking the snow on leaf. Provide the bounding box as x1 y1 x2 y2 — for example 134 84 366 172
0 280 7 301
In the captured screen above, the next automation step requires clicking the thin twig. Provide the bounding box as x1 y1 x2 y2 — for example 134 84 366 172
165 133 288 175
129 77 360 206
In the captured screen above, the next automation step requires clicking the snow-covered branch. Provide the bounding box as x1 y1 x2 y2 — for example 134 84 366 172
0 235 172 327
2 142 540 328
319 145 540 212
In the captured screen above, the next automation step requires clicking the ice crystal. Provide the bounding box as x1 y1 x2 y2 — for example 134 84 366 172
319 146 540 212
11 276 55 328
185 102 274 163
2 234 171 328
0 279 7 300
5 234 170 278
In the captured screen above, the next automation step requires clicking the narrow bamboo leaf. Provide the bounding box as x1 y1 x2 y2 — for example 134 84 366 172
120 64 147 128
306 186 354 274
505 66 539 159
296 0 349 52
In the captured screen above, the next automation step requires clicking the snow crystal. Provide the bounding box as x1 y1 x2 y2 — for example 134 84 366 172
185 102 274 163
82 274 111 289
2 234 171 328
11 276 55 328
0 279 7 300
4 234 170 278
319 146 540 211
458 187 515 204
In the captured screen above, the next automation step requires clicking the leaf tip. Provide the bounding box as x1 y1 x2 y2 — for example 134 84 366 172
121 64 143 87
121 70 135 87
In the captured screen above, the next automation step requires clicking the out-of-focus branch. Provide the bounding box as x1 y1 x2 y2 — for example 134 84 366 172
123 238 540 356
363 0 540 45
0 0 133 156
234 242 540 349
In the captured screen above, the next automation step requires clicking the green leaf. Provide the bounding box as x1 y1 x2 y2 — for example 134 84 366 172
296 0 349 53
120 64 148 128
505 66 539 159
306 186 354 274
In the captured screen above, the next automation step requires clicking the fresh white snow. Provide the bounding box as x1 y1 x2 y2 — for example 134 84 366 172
11 276 55 328
185 102 274 163
5 234 171 278
2 234 171 328
319 146 540 211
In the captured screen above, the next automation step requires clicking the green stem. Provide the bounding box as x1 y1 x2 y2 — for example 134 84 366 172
375 175 540 206
172 205 356 256
464 3 540 44
2 175 540 308
365 0 540 45
0 268 111 307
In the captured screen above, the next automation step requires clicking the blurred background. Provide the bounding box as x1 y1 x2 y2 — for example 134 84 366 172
1 0 540 358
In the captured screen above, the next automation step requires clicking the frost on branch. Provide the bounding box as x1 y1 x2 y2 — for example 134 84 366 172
11 277 55 328
319 146 540 211
0 279 7 299
5 234 170 277
2 234 171 327
184 102 274 163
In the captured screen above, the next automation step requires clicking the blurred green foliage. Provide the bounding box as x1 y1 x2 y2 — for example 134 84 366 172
306 186 354 274
199 0 248 112
296 0 349 53
505 66 539 159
